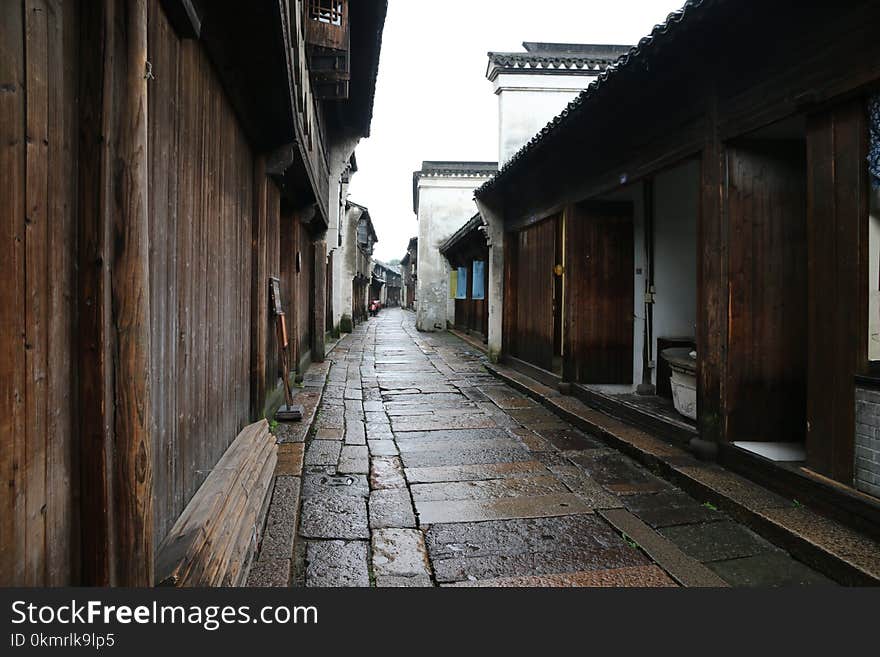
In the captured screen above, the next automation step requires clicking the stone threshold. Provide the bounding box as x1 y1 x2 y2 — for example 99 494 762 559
247 359 331 587
485 362 880 586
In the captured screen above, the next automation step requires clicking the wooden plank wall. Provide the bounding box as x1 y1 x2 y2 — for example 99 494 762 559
250 167 281 416
510 217 557 372
450 246 489 337
0 0 80 586
806 101 868 481
564 202 634 384
726 141 808 444
148 1 257 551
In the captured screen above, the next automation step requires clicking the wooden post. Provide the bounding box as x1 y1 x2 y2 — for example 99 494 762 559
77 0 115 586
696 84 727 449
312 238 327 362
250 157 269 417
111 0 153 587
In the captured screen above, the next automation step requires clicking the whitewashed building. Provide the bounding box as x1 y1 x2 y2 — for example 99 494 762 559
411 43 629 337
488 43 631 165
413 162 497 332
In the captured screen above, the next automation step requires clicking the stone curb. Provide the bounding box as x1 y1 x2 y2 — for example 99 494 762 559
485 362 880 586
248 359 331 587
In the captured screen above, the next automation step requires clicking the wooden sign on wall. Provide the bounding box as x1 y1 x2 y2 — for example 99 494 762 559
269 277 283 316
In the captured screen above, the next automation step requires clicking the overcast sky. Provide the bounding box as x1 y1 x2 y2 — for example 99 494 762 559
348 0 685 262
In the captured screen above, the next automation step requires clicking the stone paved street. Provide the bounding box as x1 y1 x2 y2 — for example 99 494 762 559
294 309 835 587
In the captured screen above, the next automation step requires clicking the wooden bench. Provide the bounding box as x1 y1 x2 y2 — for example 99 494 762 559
156 420 277 587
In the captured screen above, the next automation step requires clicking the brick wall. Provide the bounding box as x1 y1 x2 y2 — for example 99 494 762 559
855 386 880 498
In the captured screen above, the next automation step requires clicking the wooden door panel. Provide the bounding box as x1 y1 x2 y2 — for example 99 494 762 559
565 201 634 384
805 101 867 481
511 217 557 371
727 140 807 443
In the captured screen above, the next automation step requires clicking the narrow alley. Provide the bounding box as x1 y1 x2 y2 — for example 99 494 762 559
286 309 833 588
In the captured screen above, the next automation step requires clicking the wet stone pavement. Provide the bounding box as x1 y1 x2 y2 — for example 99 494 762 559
294 308 834 588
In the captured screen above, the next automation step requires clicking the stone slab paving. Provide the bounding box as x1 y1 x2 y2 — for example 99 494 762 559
416 493 593 525
369 489 417 530
445 565 676 588
304 440 342 467
289 309 832 588
306 541 370 588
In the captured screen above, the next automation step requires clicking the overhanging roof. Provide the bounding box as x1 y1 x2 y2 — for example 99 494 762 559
324 0 388 139
440 214 486 256
348 201 378 242
476 0 719 199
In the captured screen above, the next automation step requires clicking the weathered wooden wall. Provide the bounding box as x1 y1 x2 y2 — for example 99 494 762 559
147 0 257 551
250 162 282 418
0 0 80 587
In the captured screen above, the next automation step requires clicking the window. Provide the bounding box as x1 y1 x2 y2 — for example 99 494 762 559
472 260 486 300
455 267 468 300
309 0 344 26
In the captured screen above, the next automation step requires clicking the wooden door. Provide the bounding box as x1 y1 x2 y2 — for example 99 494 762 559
726 140 807 443
805 101 867 481
564 201 634 384
511 217 558 371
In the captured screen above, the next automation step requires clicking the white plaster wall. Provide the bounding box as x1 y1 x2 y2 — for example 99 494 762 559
327 137 360 330
652 160 700 384
338 205 361 325
476 199 505 362
329 175 350 330
416 176 492 331
494 71 597 165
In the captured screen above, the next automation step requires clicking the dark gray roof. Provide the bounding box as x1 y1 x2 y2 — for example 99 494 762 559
418 161 499 177
440 213 486 256
348 201 378 242
374 260 401 276
487 42 632 78
413 162 498 214
477 0 716 198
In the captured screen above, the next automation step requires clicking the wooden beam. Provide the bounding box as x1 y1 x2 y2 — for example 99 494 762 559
158 0 201 39
77 0 115 586
696 83 726 448
250 157 269 417
0 0 27 587
266 142 297 178
110 0 154 587
312 239 327 362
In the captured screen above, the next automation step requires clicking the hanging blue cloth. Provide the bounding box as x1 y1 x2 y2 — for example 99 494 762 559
870 94 880 189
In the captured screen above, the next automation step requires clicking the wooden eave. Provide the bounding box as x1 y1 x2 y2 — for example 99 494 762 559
164 0 296 154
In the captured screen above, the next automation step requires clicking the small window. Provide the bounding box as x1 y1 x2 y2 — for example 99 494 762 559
309 0 344 26
455 267 468 300
472 260 486 300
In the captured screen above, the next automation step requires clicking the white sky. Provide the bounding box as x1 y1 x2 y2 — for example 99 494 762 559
349 0 685 261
